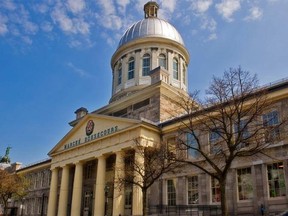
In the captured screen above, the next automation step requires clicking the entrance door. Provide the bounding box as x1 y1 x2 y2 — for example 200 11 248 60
83 191 93 216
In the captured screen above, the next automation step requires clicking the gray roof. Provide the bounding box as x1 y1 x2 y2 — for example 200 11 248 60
118 17 184 48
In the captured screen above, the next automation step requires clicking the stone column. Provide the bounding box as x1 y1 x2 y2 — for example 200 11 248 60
57 165 70 216
113 151 125 216
132 149 144 215
94 156 106 215
71 162 83 216
47 167 59 216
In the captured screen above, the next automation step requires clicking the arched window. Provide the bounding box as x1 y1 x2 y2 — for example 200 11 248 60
173 58 179 80
158 54 166 69
182 64 186 84
128 57 135 80
118 63 122 85
142 54 151 76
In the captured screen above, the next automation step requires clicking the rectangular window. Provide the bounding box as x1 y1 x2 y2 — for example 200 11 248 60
142 56 150 76
125 186 132 206
128 59 135 80
210 128 221 154
118 69 122 85
211 177 221 203
173 59 179 80
188 176 199 204
85 163 94 179
263 110 280 142
234 119 250 149
267 162 286 197
167 179 176 206
187 133 199 158
237 167 253 200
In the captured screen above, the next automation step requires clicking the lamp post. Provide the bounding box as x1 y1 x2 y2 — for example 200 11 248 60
104 185 109 216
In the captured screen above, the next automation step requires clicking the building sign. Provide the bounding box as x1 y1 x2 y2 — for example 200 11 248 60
64 125 118 150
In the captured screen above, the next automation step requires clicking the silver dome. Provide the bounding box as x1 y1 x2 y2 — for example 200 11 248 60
118 18 185 48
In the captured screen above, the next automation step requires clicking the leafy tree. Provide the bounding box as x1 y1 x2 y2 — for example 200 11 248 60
0 169 29 216
114 139 180 216
173 67 287 216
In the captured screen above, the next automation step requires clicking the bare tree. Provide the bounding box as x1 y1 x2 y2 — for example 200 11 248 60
0 169 29 216
114 139 180 216
173 67 287 216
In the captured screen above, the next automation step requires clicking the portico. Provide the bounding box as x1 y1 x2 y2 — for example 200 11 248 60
47 114 160 216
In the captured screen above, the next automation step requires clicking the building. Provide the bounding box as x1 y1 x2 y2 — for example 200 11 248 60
13 1 288 216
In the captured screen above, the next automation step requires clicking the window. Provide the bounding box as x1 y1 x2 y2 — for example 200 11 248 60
167 179 176 206
187 133 199 158
263 110 280 142
125 185 132 206
209 128 221 154
237 167 253 200
234 119 250 149
211 177 221 203
267 162 286 197
188 176 198 204
142 54 150 76
128 57 135 80
182 64 186 84
158 54 166 69
85 163 94 179
117 63 122 85
167 137 176 158
173 58 179 80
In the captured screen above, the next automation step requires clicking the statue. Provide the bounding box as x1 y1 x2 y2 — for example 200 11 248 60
0 147 11 164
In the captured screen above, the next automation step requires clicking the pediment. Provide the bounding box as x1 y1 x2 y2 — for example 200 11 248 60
49 114 142 155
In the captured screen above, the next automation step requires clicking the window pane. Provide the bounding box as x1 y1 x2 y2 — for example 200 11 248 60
188 176 198 204
118 64 122 85
211 177 221 203
237 167 253 200
128 58 135 80
187 133 199 158
173 58 178 80
263 111 280 142
167 179 176 206
159 54 166 69
142 54 150 76
267 162 286 197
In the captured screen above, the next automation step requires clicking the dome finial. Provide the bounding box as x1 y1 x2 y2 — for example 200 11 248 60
144 1 159 18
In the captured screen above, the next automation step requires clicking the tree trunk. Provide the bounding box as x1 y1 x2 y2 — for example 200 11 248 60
220 179 228 216
142 188 147 216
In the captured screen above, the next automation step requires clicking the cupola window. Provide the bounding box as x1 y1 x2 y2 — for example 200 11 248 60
173 58 179 80
158 54 166 69
182 64 186 84
118 63 122 85
142 54 151 76
128 57 135 80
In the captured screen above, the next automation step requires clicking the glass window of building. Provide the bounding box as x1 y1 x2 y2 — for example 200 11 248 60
158 54 166 69
263 110 280 142
188 176 199 204
142 54 151 76
173 58 179 80
182 64 186 84
211 177 221 203
118 63 122 85
234 119 250 149
167 179 176 206
209 128 221 154
128 57 135 80
267 162 286 197
237 167 253 200
187 133 199 158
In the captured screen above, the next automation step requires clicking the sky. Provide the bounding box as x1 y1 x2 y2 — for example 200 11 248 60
0 0 288 166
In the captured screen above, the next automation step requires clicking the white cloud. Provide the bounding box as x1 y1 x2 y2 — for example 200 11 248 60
191 0 213 14
97 0 116 15
207 33 217 41
66 0 85 14
160 0 177 13
41 21 53 32
1 0 16 11
116 0 130 14
201 17 217 32
66 62 90 77
0 14 8 36
245 6 263 21
216 0 241 22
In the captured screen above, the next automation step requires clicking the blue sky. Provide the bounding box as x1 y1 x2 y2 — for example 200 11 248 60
0 0 287 166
